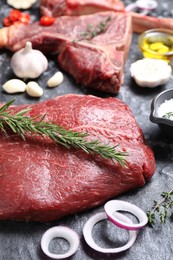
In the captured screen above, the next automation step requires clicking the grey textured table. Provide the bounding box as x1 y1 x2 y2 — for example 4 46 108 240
0 0 173 259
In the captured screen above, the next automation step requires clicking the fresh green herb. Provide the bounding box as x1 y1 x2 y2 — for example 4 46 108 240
75 16 112 41
0 100 128 166
147 188 173 225
163 111 173 119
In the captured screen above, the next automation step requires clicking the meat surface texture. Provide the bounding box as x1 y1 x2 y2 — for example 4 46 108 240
40 0 125 17
0 94 156 222
0 11 132 94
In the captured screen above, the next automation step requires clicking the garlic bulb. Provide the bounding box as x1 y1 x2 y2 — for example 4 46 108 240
130 58 172 88
7 0 38 9
11 42 48 79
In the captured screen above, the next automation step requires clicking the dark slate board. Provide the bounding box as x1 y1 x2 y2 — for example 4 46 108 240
0 1 173 259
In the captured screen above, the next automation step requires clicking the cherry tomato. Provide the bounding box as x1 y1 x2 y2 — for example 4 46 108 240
9 10 22 22
3 17 12 27
39 16 55 26
3 9 31 27
19 13 30 24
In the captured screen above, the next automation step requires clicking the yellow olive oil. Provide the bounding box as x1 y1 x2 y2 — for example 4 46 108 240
139 31 173 61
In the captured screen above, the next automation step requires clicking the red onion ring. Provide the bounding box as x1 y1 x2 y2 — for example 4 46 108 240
125 3 137 11
126 0 157 14
83 212 137 253
104 200 148 230
136 0 158 10
41 226 79 259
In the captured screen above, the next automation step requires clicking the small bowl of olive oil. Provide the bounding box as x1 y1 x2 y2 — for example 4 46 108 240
138 28 173 62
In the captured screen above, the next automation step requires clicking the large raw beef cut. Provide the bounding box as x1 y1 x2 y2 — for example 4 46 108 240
40 0 173 33
0 94 156 222
40 0 125 17
0 11 132 93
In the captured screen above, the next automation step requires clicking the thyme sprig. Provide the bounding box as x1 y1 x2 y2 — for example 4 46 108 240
147 188 173 225
76 16 112 41
163 111 173 119
0 100 128 166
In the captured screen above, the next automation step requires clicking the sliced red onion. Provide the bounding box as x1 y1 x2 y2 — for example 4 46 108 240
83 212 137 253
125 3 138 11
136 0 158 10
126 0 157 14
104 200 148 230
41 226 79 259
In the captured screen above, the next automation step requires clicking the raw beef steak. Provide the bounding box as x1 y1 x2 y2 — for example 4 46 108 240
0 94 156 222
40 0 173 33
40 0 125 17
0 11 132 93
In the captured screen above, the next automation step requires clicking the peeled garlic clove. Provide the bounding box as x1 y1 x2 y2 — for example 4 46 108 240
47 71 64 88
2 79 26 93
26 81 43 97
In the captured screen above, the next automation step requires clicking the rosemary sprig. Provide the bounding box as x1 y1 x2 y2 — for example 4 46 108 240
163 112 173 119
0 100 128 166
75 16 112 41
147 188 173 225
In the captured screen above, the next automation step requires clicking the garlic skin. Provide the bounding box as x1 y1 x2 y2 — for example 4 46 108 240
7 0 38 9
47 71 64 88
2 79 26 93
26 81 43 97
11 42 48 79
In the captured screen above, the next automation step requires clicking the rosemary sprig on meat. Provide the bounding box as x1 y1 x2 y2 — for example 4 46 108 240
147 188 173 225
76 16 112 41
0 100 128 166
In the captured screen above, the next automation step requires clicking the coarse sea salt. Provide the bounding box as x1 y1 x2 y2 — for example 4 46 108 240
157 98 173 120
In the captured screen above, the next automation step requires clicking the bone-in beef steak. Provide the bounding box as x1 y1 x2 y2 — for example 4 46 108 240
40 0 125 17
0 94 155 222
0 11 132 93
40 0 173 33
